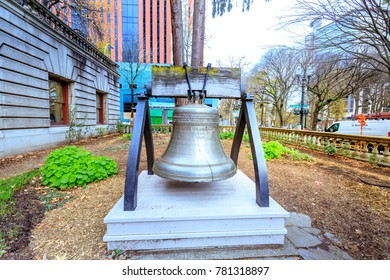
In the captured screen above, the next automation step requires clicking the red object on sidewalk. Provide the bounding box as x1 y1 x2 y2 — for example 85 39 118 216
357 114 366 130
357 114 366 152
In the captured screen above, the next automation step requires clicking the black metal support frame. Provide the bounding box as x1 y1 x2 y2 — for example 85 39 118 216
123 91 269 211
230 95 269 207
123 94 154 211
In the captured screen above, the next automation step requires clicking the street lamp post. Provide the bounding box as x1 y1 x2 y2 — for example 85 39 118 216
296 68 311 130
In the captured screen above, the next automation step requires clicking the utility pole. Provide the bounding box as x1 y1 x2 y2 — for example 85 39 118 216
296 69 311 130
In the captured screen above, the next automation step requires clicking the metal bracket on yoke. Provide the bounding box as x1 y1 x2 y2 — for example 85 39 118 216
183 63 212 103
123 67 269 211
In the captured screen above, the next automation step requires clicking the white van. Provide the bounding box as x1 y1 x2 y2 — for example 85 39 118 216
325 119 390 138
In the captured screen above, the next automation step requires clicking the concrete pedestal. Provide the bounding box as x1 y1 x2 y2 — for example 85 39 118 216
103 170 289 250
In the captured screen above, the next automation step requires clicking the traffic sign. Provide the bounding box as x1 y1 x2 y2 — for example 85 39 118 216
290 104 309 109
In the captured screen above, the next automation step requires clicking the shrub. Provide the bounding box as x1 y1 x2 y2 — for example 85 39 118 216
66 109 88 143
122 133 132 141
116 121 125 134
219 131 234 140
285 149 313 161
307 137 319 150
340 141 351 157
369 153 380 168
96 127 107 137
324 142 337 155
40 146 118 190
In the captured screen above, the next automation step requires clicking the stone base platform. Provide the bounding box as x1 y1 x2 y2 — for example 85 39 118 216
103 170 289 251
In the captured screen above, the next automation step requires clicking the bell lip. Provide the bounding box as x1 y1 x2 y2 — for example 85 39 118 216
152 167 237 183
153 159 237 183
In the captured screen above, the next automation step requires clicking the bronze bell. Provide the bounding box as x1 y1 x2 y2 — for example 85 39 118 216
153 103 237 182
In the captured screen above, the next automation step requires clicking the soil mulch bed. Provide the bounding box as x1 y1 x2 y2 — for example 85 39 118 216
0 181 45 260
0 133 389 260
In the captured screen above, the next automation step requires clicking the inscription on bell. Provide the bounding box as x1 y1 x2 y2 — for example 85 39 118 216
174 113 218 124
191 126 214 139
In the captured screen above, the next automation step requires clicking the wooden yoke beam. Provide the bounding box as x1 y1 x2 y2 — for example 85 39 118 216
150 65 241 98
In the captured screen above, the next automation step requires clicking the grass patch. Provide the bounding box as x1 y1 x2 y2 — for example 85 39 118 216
0 169 40 216
0 232 6 257
102 144 128 152
220 131 250 142
38 188 73 211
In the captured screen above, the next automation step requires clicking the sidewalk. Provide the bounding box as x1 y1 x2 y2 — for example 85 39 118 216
108 212 352 260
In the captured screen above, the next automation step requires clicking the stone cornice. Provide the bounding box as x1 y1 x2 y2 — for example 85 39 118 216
10 0 118 72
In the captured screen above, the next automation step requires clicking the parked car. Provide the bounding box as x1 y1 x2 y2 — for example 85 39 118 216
325 119 390 153
325 120 390 138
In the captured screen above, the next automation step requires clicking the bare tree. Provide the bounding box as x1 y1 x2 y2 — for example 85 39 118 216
182 0 193 64
191 0 206 66
119 39 151 120
358 74 390 113
249 47 299 127
246 76 272 126
169 0 187 107
171 0 271 66
170 0 185 66
216 56 251 125
305 54 364 130
285 0 390 74
211 0 271 17
41 0 107 41
346 60 382 115
168 0 271 106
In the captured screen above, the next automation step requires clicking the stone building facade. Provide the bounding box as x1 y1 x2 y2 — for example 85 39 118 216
0 0 120 157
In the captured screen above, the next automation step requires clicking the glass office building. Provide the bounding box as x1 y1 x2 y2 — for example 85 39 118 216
119 0 172 64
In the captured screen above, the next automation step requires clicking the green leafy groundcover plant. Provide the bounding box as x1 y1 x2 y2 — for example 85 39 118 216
40 146 118 190
262 141 312 161
262 141 287 160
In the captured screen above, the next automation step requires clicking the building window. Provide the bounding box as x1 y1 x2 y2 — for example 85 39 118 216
49 80 68 125
96 92 105 124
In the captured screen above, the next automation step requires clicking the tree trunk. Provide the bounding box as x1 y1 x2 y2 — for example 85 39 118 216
170 0 187 107
277 108 284 127
130 87 134 119
310 106 321 131
170 0 184 66
353 91 360 116
191 0 206 67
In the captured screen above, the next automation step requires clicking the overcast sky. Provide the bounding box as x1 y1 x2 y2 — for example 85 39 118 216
204 0 308 70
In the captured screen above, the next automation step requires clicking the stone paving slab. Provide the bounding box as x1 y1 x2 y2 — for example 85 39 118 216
297 246 352 260
286 226 322 248
285 212 312 228
302 227 322 236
